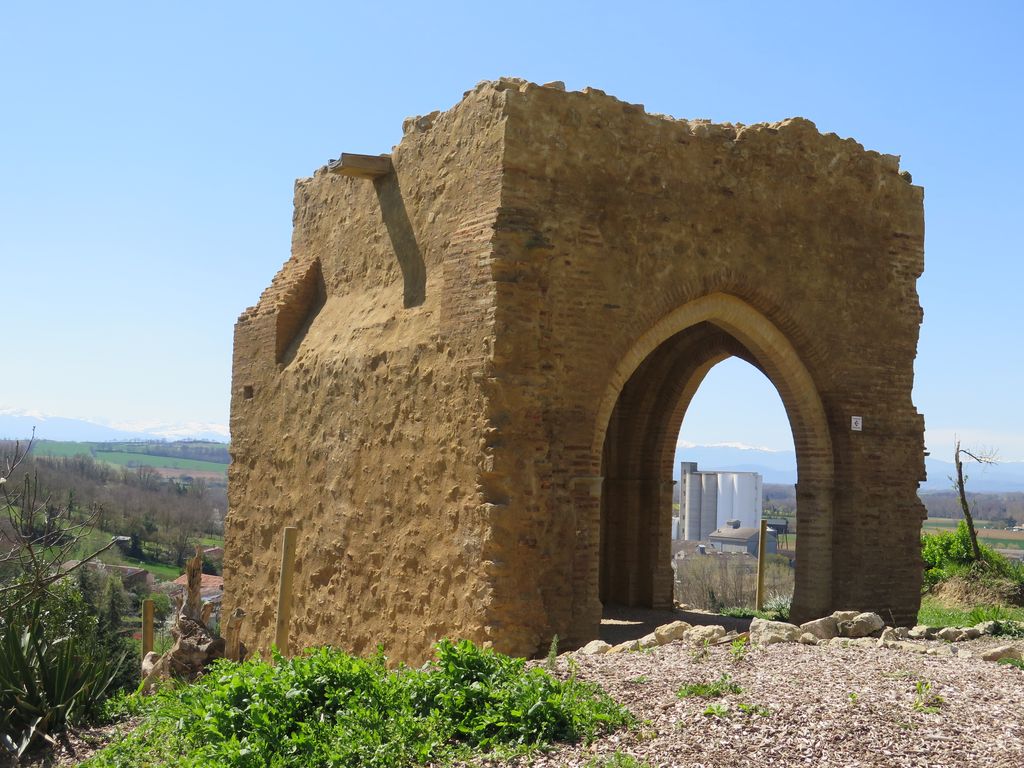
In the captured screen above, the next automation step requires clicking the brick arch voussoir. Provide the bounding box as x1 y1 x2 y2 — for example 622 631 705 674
641 269 832 389
593 292 833 492
610 324 744 480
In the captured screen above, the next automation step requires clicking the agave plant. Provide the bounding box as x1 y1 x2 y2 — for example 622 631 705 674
0 604 126 758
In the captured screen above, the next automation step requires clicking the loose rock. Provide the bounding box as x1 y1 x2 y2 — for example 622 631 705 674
685 625 726 645
749 617 802 646
580 639 611 655
800 615 839 640
838 612 885 638
980 645 1023 663
654 620 691 644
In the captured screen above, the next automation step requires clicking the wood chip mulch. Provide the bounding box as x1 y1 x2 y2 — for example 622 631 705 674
491 637 1024 768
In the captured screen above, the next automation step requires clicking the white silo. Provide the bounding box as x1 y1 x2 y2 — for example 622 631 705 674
681 462 702 540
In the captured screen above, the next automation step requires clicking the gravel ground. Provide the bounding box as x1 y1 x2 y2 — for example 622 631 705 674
485 635 1024 768
13 628 1023 767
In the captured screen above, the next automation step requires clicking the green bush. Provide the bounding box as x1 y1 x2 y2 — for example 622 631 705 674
921 521 1024 590
761 592 792 621
86 639 632 768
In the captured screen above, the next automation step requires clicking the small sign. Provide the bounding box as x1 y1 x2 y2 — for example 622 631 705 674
851 416 863 432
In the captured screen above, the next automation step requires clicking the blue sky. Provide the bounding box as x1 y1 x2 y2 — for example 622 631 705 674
2 2 1022 458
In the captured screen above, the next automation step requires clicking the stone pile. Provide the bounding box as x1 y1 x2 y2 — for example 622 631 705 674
579 611 1024 664
580 620 727 655
749 610 1024 662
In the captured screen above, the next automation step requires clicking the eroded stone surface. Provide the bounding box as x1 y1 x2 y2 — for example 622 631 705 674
839 612 886 638
654 620 692 644
800 616 839 640
750 618 802 646
580 639 612 655
225 78 926 662
685 625 727 645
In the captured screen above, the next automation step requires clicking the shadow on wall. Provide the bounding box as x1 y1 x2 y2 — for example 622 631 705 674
374 175 425 308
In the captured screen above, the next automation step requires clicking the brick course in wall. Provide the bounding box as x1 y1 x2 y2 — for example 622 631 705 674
224 78 926 662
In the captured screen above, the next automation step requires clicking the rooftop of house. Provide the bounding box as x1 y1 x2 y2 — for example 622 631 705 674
172 573 224 595
709 526 778 542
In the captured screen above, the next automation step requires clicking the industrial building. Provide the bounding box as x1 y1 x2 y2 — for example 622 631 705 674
676 462 764 541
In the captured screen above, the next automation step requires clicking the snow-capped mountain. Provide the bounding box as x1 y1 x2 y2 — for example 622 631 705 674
0 408 228 443
674 441 1024 492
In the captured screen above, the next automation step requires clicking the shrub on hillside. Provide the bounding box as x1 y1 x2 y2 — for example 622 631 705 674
921 520 1024 592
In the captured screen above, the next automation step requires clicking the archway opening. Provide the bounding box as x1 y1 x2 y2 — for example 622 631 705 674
672 357 796 611
592 294 834 632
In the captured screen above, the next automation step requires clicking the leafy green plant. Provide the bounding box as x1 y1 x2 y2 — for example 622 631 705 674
847 692 859 705
967 604 1012 624
676 673 742 699
991 620 1024 638
86 639 633 768
997 657 1024 671
718 606 756 618
627 675 649 685
912 680 944 713
702 702 730 718
918 597 1024 628
729 636 749 663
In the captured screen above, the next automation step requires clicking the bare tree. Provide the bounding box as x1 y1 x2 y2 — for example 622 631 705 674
952 438 998 565
1 434 118 610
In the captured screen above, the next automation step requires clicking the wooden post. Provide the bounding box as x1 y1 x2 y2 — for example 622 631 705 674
274 527 298 655
181 545 205 623
755 519 769 612
225 608 246 662
142 598 154 658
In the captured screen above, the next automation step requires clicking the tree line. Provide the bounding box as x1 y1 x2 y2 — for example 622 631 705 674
0 443 226 568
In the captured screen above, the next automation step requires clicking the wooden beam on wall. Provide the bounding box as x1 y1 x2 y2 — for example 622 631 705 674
327 153 393 180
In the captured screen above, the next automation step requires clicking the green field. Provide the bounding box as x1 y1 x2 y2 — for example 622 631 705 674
90 450 226 473
922 518 1024 550
923 517 1007 530
31 440 94 458
32 439 228 476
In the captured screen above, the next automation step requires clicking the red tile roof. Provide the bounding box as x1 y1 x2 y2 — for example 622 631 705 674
172 573 224 589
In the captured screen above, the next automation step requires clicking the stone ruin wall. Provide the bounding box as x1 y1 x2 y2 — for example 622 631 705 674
225 79 926 663
225 86 510 662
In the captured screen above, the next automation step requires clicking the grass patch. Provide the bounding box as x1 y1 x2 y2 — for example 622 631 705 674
917 597 1024 628
85 639 632 767
676 674 742 699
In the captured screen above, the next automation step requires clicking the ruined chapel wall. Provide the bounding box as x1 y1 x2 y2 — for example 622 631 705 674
482 82 926 639
224 86 510 662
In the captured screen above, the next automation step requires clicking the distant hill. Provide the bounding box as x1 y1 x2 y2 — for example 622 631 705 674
0 408 228 442
673 442 1024 493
